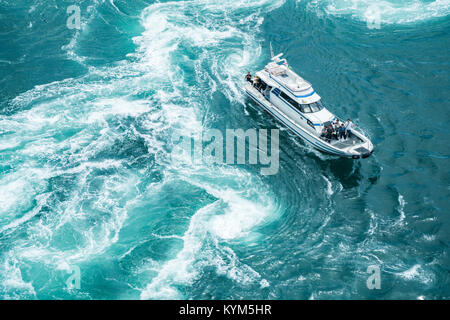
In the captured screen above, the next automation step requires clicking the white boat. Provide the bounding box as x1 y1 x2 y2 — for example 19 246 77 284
244 53 374 159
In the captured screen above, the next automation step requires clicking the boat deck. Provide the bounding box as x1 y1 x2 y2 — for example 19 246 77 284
265 64 311 92
327 135 362 149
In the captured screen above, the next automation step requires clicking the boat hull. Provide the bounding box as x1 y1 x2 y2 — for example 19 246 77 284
245 86 373 159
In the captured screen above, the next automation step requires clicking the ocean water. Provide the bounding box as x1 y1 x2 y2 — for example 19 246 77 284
0 0 449 300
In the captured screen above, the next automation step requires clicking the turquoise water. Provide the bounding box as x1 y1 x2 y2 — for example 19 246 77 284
0 0 449 299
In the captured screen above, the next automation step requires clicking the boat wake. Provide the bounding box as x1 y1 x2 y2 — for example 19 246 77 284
0 0 285 299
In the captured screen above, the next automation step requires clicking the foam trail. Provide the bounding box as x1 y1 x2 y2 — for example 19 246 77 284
140 178 279 299
0 0 285 299
136 0 285 299
398 194 406 220
323 175 334 196
393 194 407 227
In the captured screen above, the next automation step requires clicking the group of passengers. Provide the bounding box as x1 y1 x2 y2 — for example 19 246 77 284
321 119 353 143
246 72 267 93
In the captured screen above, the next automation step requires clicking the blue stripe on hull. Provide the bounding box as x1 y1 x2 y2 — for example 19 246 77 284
245 90 350 157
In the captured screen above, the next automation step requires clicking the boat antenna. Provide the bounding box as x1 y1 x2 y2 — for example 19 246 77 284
270 41 274 59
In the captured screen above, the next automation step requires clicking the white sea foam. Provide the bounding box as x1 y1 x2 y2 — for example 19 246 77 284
87 98 150 123
137 0 285 299
0 254 36 299
10 171 139 271
422 234 436 241
323 175 334 196
1 0 285 299
396 264 433 284
0 193 51 234
140 185 277 299
366 208 378 235
0 168 51 226
394 194 407 227
307 0 450 25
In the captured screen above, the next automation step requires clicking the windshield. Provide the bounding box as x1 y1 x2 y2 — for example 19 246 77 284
300 100 324 113
278 90 325 114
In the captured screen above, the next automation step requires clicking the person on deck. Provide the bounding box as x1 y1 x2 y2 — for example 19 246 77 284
345 119 353 139
333 119 340 133
338 123 346 140
260 81 267 92
246 72 252 83
331 121 339 140
326 125 334 143
264 86 271 98
253 76 260 90
321 125 328 139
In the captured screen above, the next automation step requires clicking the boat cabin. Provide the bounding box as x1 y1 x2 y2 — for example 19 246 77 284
252 60 334 134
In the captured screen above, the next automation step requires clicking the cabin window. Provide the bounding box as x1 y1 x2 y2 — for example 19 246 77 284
303 104 312 113
272 88 281 96
300 100 324 113
279 91 301 110
279 91 325 114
